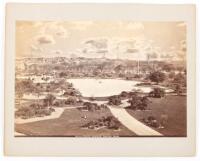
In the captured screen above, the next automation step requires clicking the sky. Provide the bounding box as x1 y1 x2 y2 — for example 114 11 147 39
16 21 186 60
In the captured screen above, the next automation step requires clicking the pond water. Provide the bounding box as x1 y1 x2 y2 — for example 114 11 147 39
67 78 154 97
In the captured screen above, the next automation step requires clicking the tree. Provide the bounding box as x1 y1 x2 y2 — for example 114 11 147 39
175 84 183 95
168 71 175 79
149 71 166 84
128 95 149 110
162 64 174 72
173 73 186 86
114 65 124 74
65 96 77 105
16 90 24 105
108 95 121 105
43 94 56 107
149 88 165 98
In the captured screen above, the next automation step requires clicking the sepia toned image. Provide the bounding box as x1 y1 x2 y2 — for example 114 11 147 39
14 21 187 137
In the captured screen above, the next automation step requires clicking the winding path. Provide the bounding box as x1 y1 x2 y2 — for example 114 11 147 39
108 106 163 136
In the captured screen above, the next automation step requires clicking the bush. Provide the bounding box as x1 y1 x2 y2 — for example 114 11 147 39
149 71 166 84
143 116 159 128
65 96 77 105
43 94 56 107
149 88 165 98
108 95 121 105
162 64 174 72
173 73 186 87
81 102 101 111
120 91 129 98
81 116 121 130
15 103 55 119
53 101 60 107
160 114 168 127
127 95 149 110
174 84 183 95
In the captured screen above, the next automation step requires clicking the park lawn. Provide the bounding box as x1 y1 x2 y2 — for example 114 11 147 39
15 107 136 137
126 95 186 136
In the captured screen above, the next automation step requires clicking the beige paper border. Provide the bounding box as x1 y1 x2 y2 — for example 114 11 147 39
4 3 196 156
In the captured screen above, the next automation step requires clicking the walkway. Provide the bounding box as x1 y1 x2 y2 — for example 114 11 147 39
108 106 163 136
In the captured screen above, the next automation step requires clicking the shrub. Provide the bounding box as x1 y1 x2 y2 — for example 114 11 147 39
168 71 175 79
120 91 129 98
127 95 149 110
81 116 121 130
149 88 165 98
143 116 159 128
65 96 77 105
160 114 168 127
53 101 60 107
15 103 55 119
43 94 56 107
173 73 186 87
82 102 98 111
108 95 121 105
149 71 166 84
175 84 183 95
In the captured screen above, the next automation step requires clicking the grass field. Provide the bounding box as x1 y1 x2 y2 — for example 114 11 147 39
127 95 186 136
15 107 136 137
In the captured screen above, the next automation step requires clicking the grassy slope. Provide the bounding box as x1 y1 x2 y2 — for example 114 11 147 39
15 108 136 137
127 95 186 136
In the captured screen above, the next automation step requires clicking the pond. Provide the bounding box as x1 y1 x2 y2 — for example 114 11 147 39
67 78 154 97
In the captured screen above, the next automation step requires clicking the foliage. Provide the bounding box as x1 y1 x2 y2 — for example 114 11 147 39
79 102 107 111
108 95 121 105
142 116 159 128
149 71 166 84
81 116 120 130
15 79 35 93
168 71 176 79
162 64 174 72
43 94 56 107
173 73 186 86
15 103 55 119
149 88 165 98
174 84 183 95
65 96 77 105
127 95 149 110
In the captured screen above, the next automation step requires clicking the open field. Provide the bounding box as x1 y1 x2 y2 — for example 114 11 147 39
126 95 186 136
15 107 136 137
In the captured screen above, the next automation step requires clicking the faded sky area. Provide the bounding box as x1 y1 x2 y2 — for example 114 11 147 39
16 21 186 60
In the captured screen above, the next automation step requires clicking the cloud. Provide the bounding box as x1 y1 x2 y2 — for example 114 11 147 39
96 49 108 53
51 50 63 55
37 22 69 39
125 48 139 54
35 34 55 45
126 22 144 31
70 21 94 30
55 25 69 38
85 38 108 49
30 44 43 52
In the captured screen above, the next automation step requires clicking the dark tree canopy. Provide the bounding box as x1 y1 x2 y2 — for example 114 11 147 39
43 94 56 107
149 71 166 84
149 88 165 98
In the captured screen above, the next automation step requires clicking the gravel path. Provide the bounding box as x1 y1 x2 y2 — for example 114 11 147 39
108 106 163 136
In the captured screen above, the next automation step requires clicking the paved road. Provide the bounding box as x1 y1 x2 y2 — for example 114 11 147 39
108 106 163 136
